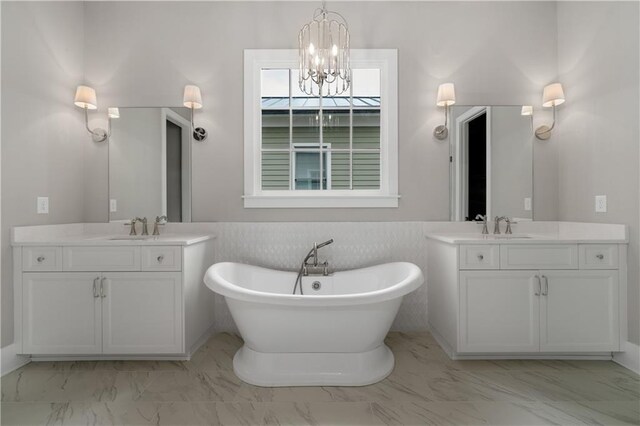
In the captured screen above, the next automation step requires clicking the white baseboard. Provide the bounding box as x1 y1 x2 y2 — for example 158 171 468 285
613 341 640 375
1 343 30 377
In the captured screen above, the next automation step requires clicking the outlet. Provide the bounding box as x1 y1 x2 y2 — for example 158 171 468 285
524 197 532 211
595 195 607 213
37 197 49 214
110 199 117 213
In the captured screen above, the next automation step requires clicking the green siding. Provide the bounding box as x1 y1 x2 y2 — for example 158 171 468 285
262 152 290 190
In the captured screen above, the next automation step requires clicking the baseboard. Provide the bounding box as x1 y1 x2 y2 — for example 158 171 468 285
1 343 30 377
188 325 216 358
613 341 640 375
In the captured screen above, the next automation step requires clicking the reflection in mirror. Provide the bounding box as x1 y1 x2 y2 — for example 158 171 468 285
109 108 192 223
449 106 533 222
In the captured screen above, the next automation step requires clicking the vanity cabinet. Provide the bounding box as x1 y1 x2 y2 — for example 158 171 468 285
428 239 627 358
14 238 215 359
23 273 102 355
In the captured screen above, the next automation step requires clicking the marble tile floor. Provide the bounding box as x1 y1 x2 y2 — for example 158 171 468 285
1 332 638 426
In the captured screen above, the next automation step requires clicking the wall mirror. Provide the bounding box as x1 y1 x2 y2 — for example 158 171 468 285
108 107 192 223
449 105 533 222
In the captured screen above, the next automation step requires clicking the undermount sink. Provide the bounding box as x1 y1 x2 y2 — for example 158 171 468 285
108 236 153 241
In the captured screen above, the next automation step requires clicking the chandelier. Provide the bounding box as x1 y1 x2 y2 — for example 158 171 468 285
298 1 351 97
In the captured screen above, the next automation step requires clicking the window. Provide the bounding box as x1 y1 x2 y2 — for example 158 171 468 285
244 49 398 208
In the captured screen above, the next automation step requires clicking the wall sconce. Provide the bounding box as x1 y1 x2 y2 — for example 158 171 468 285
534 83 565 140
74 85 110 143
433 83 456 140
183 84 207 142
521 105 534 131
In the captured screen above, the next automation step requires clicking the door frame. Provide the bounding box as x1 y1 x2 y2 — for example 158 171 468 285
451 106 492 221
160 108 192 222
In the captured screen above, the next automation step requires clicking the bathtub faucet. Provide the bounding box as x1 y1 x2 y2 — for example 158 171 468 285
303 239 334 268
293 239 334 294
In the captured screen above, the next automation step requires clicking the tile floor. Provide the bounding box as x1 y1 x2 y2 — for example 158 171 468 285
1 332 638 425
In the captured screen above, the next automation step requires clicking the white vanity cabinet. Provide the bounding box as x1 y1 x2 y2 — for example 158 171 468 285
14 236 215 359
427 238 627 359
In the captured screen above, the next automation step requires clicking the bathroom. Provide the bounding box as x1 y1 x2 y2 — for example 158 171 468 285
1 0 639 424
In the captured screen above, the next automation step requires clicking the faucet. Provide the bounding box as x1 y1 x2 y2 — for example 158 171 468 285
504 217 517 234
140 217 149 236
153 215 168 235
293 239 334 295
493 216 506 234
127 217 140 236
475 214 488 234
302 239 333 274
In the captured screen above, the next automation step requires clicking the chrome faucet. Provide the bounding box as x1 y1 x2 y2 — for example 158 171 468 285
140 217 149 236
127 218 140 236
153 215 168 235
504 217 516 234
493 216 506 234
292 239 334 295
475 214 488 234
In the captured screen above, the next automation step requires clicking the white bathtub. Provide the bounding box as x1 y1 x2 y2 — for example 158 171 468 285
204 261 424 386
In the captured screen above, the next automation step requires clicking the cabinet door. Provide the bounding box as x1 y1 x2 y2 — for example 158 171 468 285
459 271 540 353
101 272 183 354
23 273 101 354
540 270 619 352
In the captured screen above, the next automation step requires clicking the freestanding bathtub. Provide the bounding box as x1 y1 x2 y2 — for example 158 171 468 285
204 261 424 387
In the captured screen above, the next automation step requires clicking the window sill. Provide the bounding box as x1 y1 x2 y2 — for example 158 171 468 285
243 194 400 208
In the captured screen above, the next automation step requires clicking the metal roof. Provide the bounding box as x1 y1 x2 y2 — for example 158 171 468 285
262 96 380 109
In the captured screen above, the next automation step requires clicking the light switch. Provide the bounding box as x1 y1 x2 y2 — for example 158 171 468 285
595 195 607 213
110 199 117 213
37 197 49 214
524 197 532 211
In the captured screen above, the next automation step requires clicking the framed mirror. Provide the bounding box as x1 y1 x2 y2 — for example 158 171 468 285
449 106 533 222
108 107 192 223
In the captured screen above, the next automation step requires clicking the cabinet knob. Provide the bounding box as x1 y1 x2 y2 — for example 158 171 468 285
36 256 45 263
596 254 604 260
157 255 164 263
477 254 484 261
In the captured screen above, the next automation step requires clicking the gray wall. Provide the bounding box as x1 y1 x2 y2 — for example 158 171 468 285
556 1 640 345
1 2 87 347
2 1 638 349
82 1 560 222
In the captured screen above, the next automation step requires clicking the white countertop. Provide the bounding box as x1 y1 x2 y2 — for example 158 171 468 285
425 232 628 245
12 231 215 247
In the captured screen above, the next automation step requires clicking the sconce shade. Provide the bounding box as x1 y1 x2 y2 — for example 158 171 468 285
74 85 97 110
183 85 203 109
521 105 533 116
108 107 120 119
542 83 565 107
436 83 456 107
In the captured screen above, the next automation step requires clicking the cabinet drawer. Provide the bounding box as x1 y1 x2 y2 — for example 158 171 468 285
22 246 63 271
460 245 500 270
579 245 619 269
63 246 141 271
500 245 578 270
142 246 182 271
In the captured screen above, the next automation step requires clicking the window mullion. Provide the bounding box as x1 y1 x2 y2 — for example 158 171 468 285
289 69 293 190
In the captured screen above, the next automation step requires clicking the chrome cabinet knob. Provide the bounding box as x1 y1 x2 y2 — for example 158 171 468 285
36 256 45 263
157 255 164 263
596 254 604 260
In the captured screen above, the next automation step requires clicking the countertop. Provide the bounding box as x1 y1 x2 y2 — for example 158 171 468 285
424 233 628 245
11 233 216 247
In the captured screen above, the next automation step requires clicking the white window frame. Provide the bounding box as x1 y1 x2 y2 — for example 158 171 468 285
243 49 399 208
292 143 332 190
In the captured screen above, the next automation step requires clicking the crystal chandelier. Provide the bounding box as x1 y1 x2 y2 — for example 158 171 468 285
298 1 351 96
